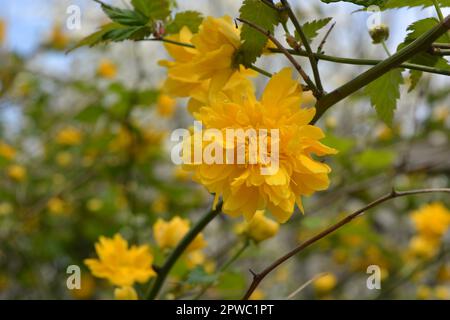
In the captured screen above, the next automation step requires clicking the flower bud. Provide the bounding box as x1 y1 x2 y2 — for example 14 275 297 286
369 24 389 44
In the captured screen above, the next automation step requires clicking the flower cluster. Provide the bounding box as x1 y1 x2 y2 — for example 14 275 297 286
408 202 450 258
158 16 336 223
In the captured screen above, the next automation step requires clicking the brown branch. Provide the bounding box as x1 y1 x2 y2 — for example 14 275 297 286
312 14 450 124
236 18 320 98
317 22 336 54
242 187 450 300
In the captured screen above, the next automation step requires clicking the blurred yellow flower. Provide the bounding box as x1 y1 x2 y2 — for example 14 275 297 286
408 236 438 259
7 164 26 182
71 274 96 300
314 273 337 294
153 217 207 252
374 123 393 141
249 289 265 300
0 19 5 45
185 250 206 269
97 59 117 79
159 16 244 98
157 94 176 118
151 195 168 214
56 151 73 167
236 210 279 242
173 166 191 181
114 286 138 300
434 286 449 300
47 197 70 216
411 203 450 240
416 285 432 300
50 24 69 49
84 234 156 287
432 105 449 122
56 127 83 146
0 202 13 216
0 141 16 160
87 198 103 212
184 68 337 222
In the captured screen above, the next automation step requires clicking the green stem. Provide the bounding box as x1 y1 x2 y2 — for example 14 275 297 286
381 40 392 56
312 15 450 123
194 239 250 300
432 0 445 22
268 48 450 76
146 38 450 76
146 37 195 48
146 201 223 300
249 65 272 78
280 0 324 95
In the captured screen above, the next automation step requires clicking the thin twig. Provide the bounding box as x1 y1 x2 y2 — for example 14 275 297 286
260 0 284 11
145 38 450 76
249 65 273 78
317 22 336 54
242 187 450 300
236 18 320 97
280 0 324 95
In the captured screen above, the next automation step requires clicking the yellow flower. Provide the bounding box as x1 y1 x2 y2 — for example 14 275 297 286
314 273 337 294
151 195 168 214
0 202 13 216
153 217 207 252
157 94 176 118
434 286 449 300
249 289 266 300
71 274 96 300
7 164 26 181
173 166 191 181
56 151 73 167
84 234 156 287
97 59 117 79
374 123 393 141
183 68 337 223
408 236 438 259
50 24 69 49
416 285 432 300
0 141 16 160
411 203 450 240
87 198 103 212
56 127 83 146
185 251 206 269
0 20 5 45
159 16 245 98
47 197 70 216
114 286 138 300
237 210 279 242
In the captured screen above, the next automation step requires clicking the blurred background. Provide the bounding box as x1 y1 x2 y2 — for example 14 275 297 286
0 0 449 299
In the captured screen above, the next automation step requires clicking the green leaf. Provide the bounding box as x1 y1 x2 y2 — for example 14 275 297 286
68 23 119 52
355 149 396 171
76 106 104 123
101 3 149 26
297 18 333 43
102 26 150 42
397 18 450 91
237 0 280 66
364 69 404 125
185 266 217 285
166 11 203 34
320 0 388 7
131 0 171 20
385 0 450 9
